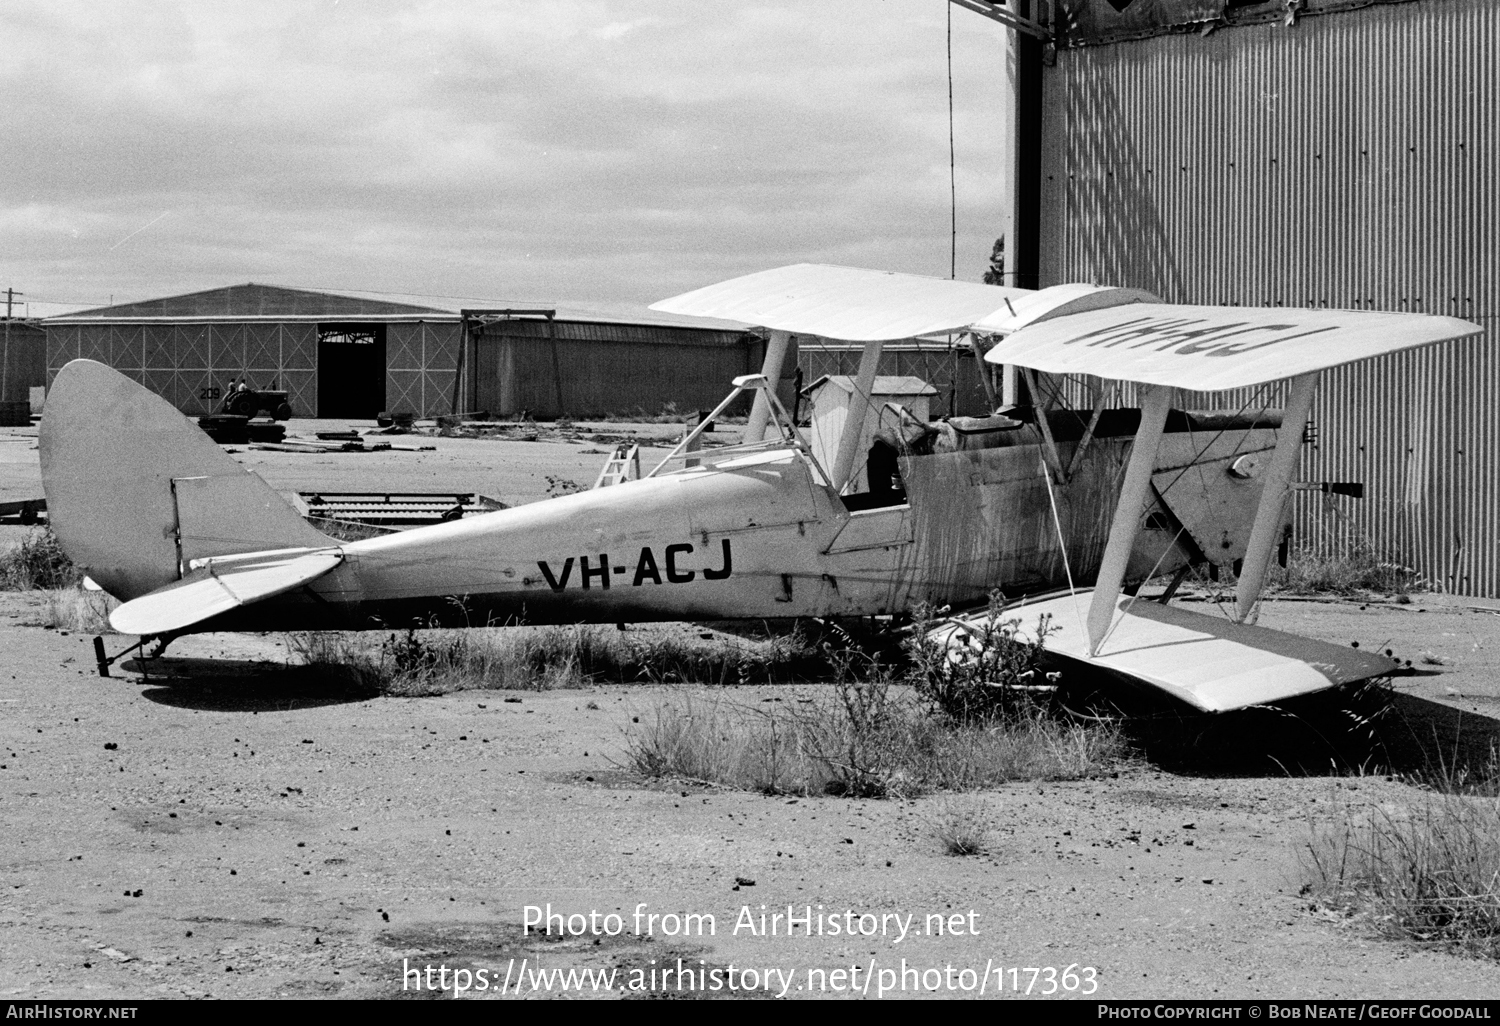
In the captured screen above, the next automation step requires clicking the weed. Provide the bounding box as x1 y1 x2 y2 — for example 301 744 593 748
284 623 826 697
545 476 585 497
626 690 1123 798
1273 543 1427 596
625 698 751 784
0 528 82 591
42 585 116 633
931 797 993 856
283 631 390 691
906 597 1059 724
1302 785 1500 958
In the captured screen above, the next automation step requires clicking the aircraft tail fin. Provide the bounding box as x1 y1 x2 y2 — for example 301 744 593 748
40 360 330 601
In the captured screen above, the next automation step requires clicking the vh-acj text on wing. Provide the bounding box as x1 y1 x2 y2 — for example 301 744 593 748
982 301 1483 391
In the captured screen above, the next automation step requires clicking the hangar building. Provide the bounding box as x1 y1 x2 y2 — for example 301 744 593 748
43 285 765 421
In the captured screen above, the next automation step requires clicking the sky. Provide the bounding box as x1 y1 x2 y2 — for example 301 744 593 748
1 1 1015 316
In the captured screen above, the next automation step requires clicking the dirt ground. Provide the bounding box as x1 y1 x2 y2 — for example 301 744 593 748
3 420 1500 1000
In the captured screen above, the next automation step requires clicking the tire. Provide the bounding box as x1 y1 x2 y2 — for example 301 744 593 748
275 402 293 421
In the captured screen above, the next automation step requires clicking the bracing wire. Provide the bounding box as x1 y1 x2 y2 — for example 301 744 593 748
1039 450 1087 639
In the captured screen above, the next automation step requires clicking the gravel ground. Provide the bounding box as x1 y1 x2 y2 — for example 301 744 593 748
0 594 1497 1000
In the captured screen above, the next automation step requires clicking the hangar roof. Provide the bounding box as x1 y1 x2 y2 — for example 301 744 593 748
45 283 454 323
42 283 753 333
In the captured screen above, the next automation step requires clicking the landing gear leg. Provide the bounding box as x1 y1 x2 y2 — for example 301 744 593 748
93 636 146 678
1158 565 1192 605
92 634 173 677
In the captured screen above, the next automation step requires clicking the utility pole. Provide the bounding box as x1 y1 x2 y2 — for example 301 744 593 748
3 288 19 319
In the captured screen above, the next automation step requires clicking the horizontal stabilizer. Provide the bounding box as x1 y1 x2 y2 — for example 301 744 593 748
937 590 1397 713
650 263 1029 341
110 548 342 636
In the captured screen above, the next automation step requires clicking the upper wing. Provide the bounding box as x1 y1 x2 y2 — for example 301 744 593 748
650 263 1029 341
109 547 343 636
652 265 1482 389
985 300 1484 391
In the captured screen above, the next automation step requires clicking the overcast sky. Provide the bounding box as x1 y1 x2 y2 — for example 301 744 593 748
2 1 1014 315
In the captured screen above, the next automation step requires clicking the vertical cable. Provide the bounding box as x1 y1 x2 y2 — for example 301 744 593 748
948 1 957 279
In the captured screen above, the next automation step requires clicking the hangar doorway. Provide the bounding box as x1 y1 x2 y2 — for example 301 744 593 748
317 324 386 418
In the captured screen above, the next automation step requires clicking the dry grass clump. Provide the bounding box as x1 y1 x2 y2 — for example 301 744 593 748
625 685 1122 798
42 585 116 633
1272 543 1426 597
627 607 1121 797
0 528 82 591
931 797 994 856
1178 541 1427 599
286 623 817 697
1302 761 1500 959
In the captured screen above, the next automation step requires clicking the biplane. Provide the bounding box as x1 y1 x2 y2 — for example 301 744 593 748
40 264 1480 712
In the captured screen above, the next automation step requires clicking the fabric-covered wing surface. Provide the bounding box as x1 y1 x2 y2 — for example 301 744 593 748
940 590 1398 712
651 263 1029 342
986 304 1483 390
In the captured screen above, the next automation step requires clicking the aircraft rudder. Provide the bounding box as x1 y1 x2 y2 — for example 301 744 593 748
40 360 326 600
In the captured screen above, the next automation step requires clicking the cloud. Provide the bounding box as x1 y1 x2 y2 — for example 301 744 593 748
0 0 1014 308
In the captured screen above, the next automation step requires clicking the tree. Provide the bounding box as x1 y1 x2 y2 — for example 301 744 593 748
982 235 1006 286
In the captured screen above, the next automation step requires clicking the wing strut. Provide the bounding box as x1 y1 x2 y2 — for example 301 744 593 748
829 340 885 493
1022 367 1067 483
744 329 793 443
1235 372 1319 623
1087 385 1173 655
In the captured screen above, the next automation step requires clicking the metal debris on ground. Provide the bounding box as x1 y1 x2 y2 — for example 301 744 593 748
291 492 508 527
0 498 46 524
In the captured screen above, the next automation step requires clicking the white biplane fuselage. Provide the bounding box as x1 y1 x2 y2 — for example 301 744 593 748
40 360 1273 635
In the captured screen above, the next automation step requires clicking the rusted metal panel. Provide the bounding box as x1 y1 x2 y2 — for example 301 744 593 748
1040 0 1500 594
1053 0 1423 50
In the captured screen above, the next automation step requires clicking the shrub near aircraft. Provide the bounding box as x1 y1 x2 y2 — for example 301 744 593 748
41 265 1480 712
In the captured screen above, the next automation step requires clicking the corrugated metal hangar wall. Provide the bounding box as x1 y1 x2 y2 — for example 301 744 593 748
1 320 46 422
469 318 763 419
1038 0 1499 596
45 286 768 422
45 286 460 419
